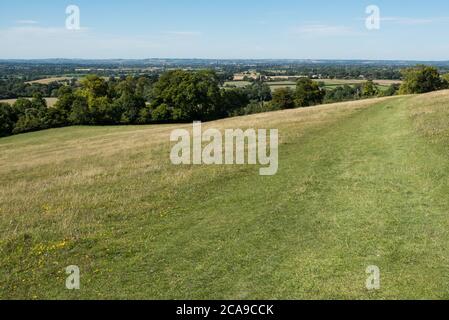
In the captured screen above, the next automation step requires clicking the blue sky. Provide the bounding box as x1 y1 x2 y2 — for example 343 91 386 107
1 0 449 60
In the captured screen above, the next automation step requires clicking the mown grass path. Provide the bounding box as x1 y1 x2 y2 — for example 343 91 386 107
111 96 449 299
136 96 449 299
2 94 449 299
259 96 449 299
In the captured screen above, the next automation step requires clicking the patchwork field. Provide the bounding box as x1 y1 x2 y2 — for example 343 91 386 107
1 90 449 299
224 79 402 92
23 75 108 85
0 98 58 107
25 77 73 85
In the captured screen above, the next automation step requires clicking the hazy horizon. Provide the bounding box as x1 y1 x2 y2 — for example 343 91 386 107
1 58 449 63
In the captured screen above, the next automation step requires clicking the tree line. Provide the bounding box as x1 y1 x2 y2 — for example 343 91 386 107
1 65 448 138
0 78 66 99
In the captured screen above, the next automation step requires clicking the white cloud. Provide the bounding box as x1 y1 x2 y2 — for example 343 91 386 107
15 20 38 25
356 16 449 25
293 24 358 37
0 26 163 59
163 31 202 37
380 17 435 25
0 25 211 59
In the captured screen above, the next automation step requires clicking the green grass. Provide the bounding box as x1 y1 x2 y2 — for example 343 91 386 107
1 91 449 299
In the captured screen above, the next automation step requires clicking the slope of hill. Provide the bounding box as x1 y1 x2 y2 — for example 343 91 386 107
1 91 449 299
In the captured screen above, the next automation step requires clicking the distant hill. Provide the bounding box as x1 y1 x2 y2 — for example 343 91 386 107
2 58 449 67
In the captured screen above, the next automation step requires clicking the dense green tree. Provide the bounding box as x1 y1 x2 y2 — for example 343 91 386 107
79 75 108 102
324 85 358 103
114 93 146 124
221 88 250 116
271 87 296 109
69 96 90 125
245 81 272 102
53 86 75 124
43 108 68 127
31 93 48 111
151 103 172 122
136 76 156 101
137 106 152 124
231 100 278 116
88 96 116 124
13 107 46 134
441 73 449 86
11 94 49 134
107 77 120 99
57 85 74 98
399 65 448 94
116 76 137 96
380 83 400 97
0 103 16 137
12 98 33 116
77 76 119 124
295 78 325 107
361 80 378 97
150 70 223 121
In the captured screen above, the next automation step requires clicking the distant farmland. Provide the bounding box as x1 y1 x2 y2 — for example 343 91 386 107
0 97 58 107
224 79 402 92
25 77 73 85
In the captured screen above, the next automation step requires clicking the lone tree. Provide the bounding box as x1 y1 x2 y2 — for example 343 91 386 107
399 65 448 94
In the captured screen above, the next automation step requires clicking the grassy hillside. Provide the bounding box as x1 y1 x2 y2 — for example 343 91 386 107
1 91 449 299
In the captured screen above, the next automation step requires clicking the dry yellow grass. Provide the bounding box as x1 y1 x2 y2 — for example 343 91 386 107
0 97 392 245
0 97 392 176
407 90 449 143
0 98 58 107
25 77 72 85
0 97 397 269
3 92 449 299
321 79 402 86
